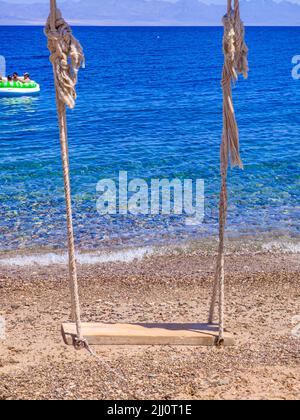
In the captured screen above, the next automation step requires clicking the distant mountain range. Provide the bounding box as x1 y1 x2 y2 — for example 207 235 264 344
0 0 299 26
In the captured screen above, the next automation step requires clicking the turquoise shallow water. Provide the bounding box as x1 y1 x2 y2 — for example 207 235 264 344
0 26 299 252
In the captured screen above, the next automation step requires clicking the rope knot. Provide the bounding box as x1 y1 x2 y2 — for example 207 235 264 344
45 7 85 109
223 8 248 84
73 336 88 351
221 1 248 169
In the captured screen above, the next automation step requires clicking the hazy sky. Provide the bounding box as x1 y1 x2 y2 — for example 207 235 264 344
4 0 300 4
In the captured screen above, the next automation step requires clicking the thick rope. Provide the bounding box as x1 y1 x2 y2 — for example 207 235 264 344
208 0 248 344
45 0 85 347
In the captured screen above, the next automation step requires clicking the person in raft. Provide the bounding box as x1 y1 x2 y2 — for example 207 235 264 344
12 72 32 83
0 75 13 86
22 73 31 83
0 75 16 85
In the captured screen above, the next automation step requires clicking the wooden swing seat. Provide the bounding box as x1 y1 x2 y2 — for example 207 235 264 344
61 322 235 347
48 0 247 351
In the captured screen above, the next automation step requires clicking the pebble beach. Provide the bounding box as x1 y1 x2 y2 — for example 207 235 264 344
0 243 299 400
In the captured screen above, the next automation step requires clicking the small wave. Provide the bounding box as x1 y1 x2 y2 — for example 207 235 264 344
262 241 300 254
0 247 155 267
1 237 299 267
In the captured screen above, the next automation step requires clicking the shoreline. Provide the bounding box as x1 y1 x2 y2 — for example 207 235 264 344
0 234 299 268
0 245 299 400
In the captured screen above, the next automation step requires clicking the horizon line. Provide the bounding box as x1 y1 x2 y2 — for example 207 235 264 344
0 23 299 27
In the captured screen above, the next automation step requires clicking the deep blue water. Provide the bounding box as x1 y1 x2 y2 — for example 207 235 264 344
0 26 299 252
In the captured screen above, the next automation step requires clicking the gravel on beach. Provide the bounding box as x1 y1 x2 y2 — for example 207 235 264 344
0 248 299 400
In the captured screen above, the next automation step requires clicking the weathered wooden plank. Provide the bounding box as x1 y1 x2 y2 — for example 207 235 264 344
61 323 235 347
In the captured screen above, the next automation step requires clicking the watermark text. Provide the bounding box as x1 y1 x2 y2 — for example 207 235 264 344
96 171 205 226
292 55 300 80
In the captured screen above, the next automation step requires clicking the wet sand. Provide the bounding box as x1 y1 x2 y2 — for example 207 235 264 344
0 248 299 400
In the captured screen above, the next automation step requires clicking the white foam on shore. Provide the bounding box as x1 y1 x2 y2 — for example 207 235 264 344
262 241 300 254
0 247 156 267
1 238 299 268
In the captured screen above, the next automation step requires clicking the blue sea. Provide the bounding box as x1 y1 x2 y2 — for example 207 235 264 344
0 26 299 256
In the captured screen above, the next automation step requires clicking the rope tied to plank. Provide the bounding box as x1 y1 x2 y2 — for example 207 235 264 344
209 0 248 344
45 0 85 349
